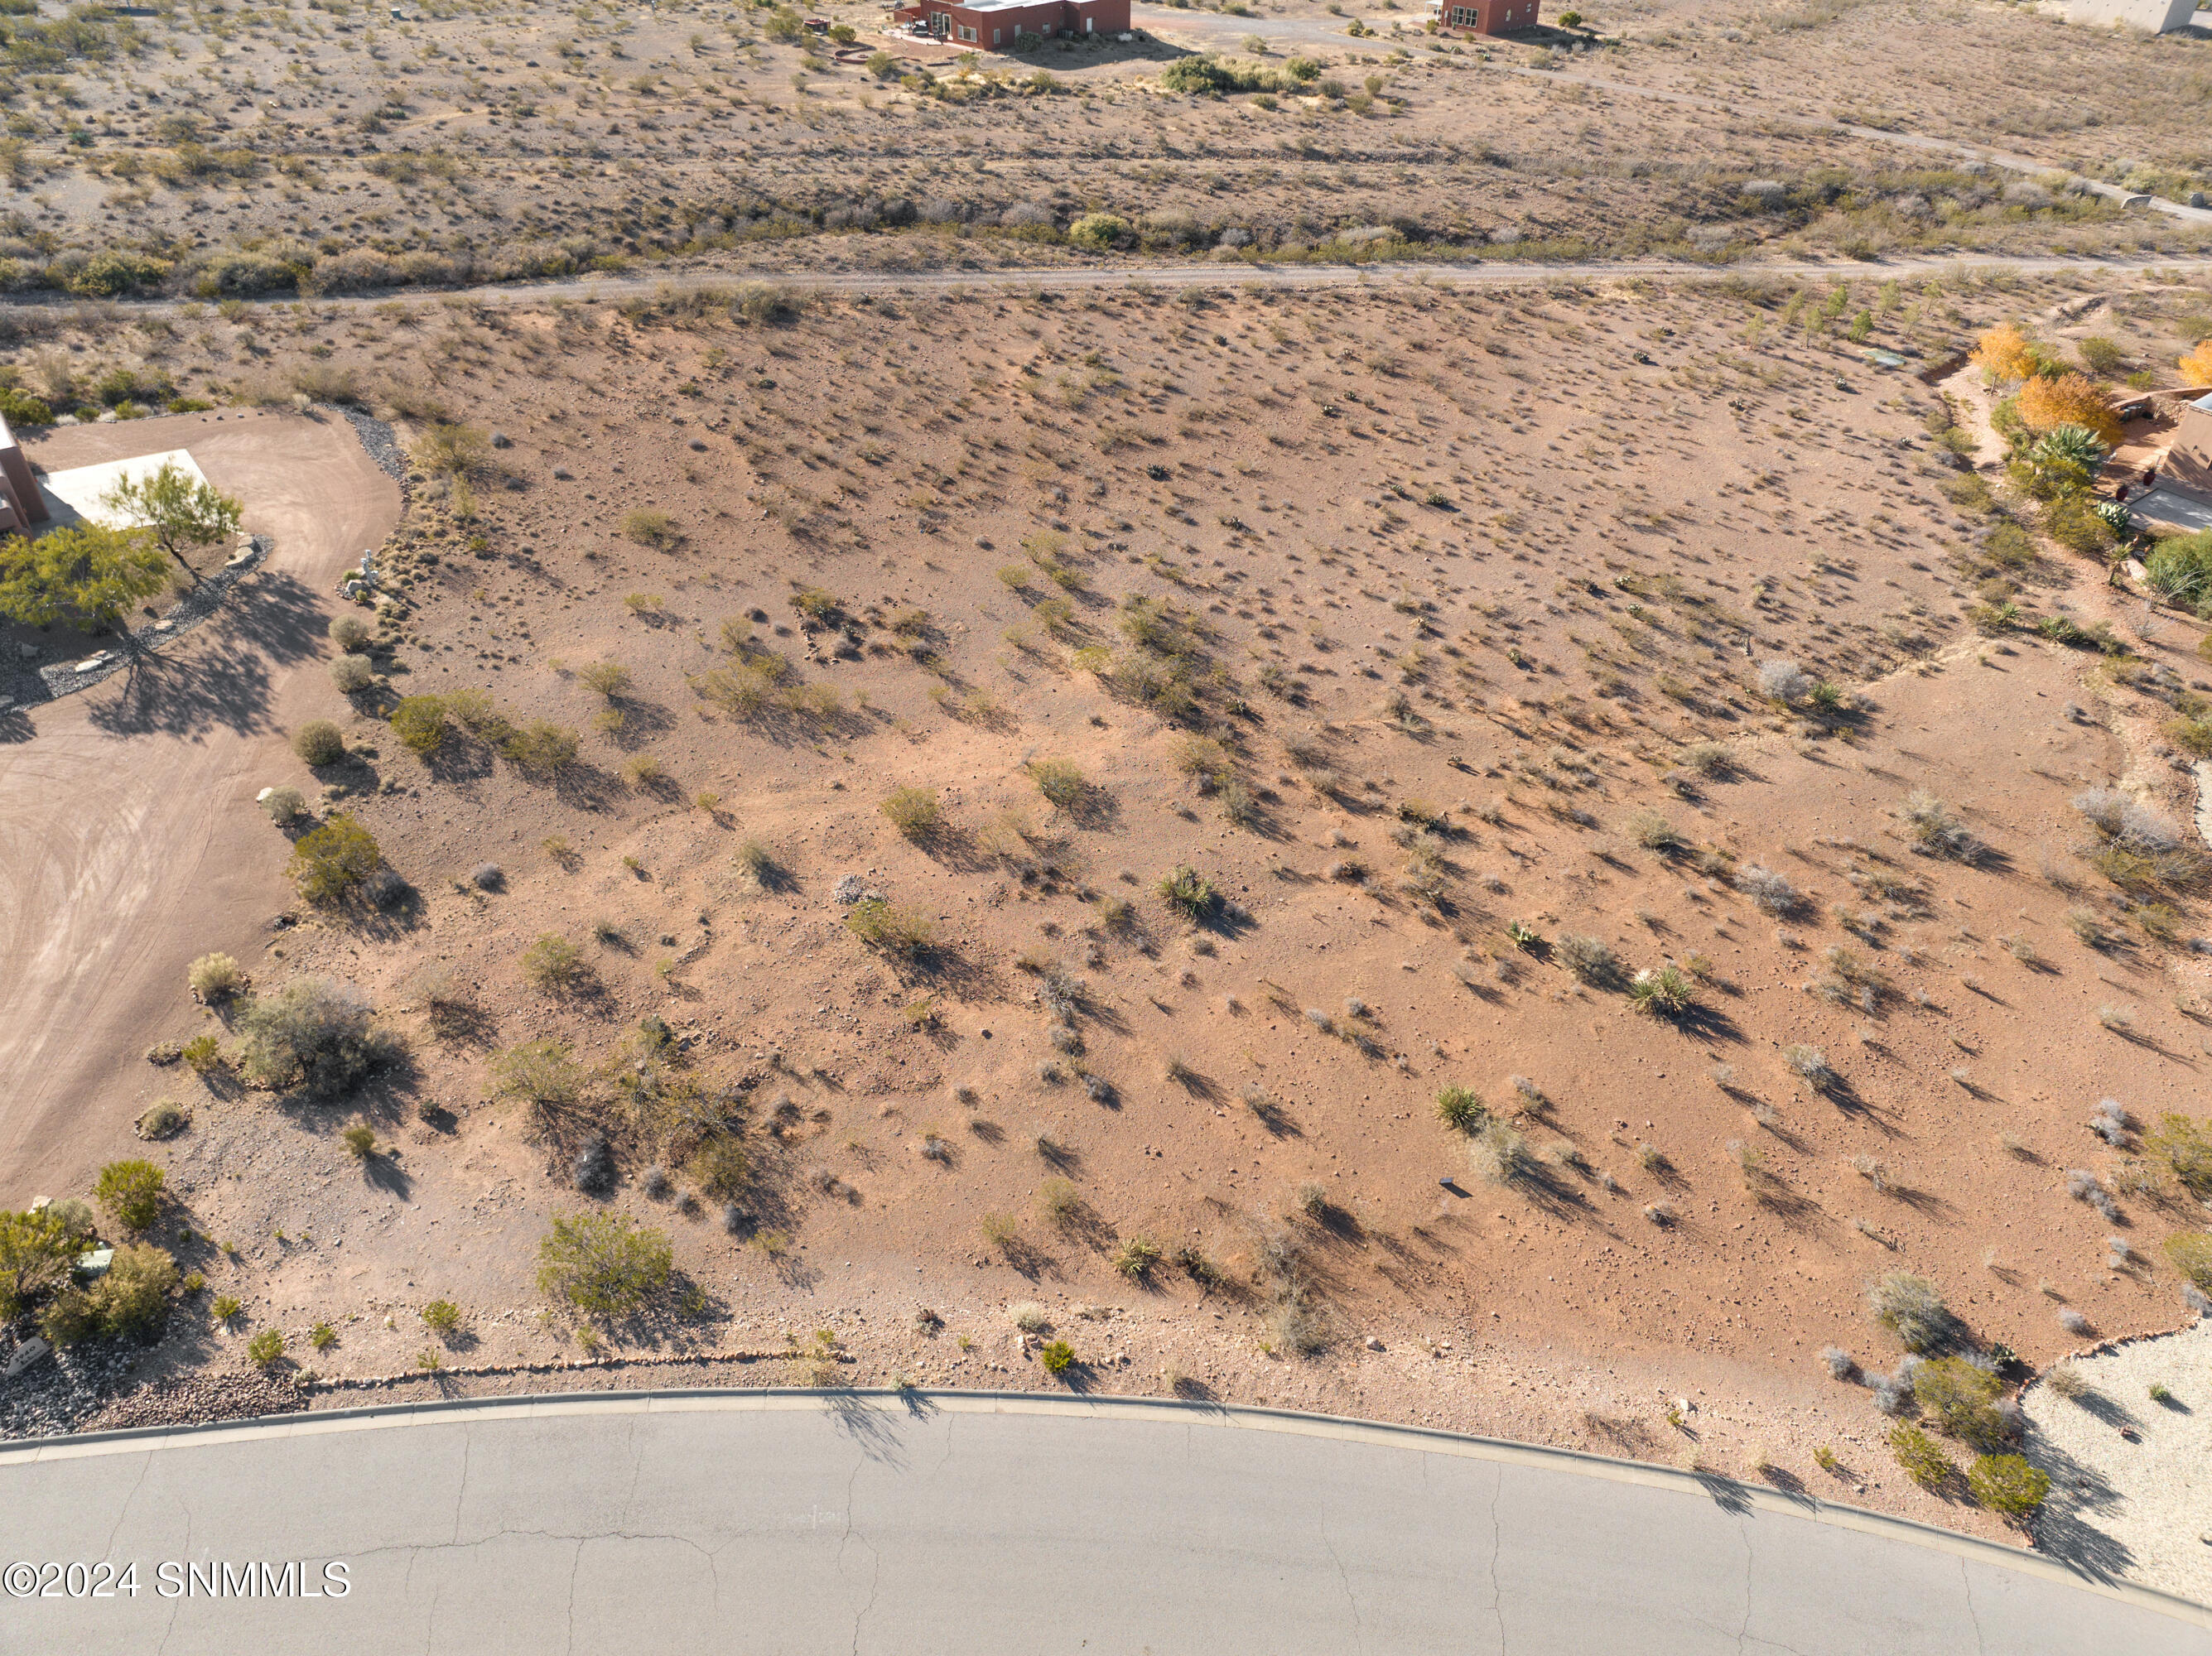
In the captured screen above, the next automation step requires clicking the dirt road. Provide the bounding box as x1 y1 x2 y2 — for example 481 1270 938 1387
0 411 400 1203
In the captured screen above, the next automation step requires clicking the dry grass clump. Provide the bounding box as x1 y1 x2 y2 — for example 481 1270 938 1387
1867 1271 1961 1354
846 899 935 960
1900 791 1985 863
186 951 243 1002
1735 864 1805 917
1554 933 1625 990
880 787 942 842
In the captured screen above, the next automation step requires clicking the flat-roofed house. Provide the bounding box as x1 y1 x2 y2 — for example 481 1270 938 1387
892 0 1129 47
1426 0 1539 36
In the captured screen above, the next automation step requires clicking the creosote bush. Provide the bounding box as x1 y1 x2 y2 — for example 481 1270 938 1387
521 933 590 994
388 694 447 757
94 1159 165 1233
287 812 382 904
39 1244 176 1346
537 1212 673 1318
846 898 935 959
234 976 392 1099
880 786 942 841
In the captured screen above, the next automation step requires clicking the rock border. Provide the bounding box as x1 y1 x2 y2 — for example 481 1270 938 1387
306 1346 838 1393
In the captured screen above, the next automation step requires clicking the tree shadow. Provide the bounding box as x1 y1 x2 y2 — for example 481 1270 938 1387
2025 1438 2136 1586
0 705 31 743
84 570 325 739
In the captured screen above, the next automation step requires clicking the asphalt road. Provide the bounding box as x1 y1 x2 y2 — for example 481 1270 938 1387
0 1391 2202 1654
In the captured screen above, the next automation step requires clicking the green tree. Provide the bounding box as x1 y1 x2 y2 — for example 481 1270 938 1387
0 1208 80 1319
0 522 168 631
99 459 243 584
38 1243 176 1345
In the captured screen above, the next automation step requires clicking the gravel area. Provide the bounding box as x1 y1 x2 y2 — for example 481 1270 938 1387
0 1335 161 1439
335 405 407 484
2022 1316 2212 1605
80 1372 308 1434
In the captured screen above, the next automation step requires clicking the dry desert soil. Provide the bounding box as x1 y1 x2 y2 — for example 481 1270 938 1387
0 0 2210 1607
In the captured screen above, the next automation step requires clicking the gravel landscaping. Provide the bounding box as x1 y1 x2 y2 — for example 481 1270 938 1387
2023 1316 2212 1604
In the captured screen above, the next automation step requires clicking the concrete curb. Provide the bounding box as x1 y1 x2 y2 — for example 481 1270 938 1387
0 1386 2205 1626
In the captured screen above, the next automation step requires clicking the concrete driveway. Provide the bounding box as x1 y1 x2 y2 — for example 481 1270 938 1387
0 1390 2201 1654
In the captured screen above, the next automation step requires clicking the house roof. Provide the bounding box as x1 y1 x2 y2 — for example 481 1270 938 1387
2192 392 2212 412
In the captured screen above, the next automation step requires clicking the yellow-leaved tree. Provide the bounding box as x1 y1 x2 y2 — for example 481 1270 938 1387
2179 340 2212 384
2016 373 2123 446
1970 322 2036 384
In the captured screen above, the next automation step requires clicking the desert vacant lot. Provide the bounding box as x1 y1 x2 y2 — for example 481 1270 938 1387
0 257 2205 1580
0 0 2209 1598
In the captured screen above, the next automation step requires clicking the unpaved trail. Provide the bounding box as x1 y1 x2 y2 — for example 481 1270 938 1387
0 411 400 1201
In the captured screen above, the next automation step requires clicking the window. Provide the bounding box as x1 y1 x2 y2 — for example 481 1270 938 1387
1448 4 1477 22
993 25 1002 41
957 22 976 38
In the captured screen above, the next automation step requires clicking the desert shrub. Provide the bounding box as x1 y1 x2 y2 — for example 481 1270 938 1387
1157 865 1222 922
135 1100 188 1141
446 685 505 736
578 659 631 697
537 1212 672 1317
1914 1357 2012 1450
687 1134 750 1201
329 614 372 652
489 1039 589 1119
2144 530 2212 611
735 839 784 888
879 787 942 841
1039 1338 1076 1374
1435 1086 1488 1132
1112 1236 1162 1281
1784 1044 1839 1090
623 509 680 550
246 1328 284 1366
1468 1119 1532 1186
1887 1423 1954 1490
1626 965 1696 1017
422 1298 462 1335
234 976 389 1098
181 1033 220 1072
1627 808 1684 851
521 933 589 994
1968 1454 2051 1522
846 898 935 959
1756 657 1813 703
0 1209 79 1319
40 1243 176 1345
1555 933 1625 989
328 652 375 693
94 1159 165 1233
292 720 345 765
259 785 305 823
287 812 382 904
412 421 488 479
1901 791 1984 862
1869 1272 1960 1354
186 951 242 1001
499 720 580 778
2162 1231 2212 1290
1029 758 1086 809
340 1122 375 1158
1068 212 1130 251
1735 864 1804 916
388 695 447 757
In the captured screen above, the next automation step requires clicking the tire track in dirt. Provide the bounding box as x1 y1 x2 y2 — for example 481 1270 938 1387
0 412 401 1201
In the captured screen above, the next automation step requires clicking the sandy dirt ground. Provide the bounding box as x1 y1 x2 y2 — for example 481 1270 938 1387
0 412 401 1199
2 264 2210 1592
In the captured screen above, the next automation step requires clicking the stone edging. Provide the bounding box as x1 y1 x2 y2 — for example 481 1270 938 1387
304 1346 822 1392
2 1387 2205 1625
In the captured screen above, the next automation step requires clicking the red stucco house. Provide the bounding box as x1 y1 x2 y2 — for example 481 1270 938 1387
891 0 1130 49
1427 0 1538 34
